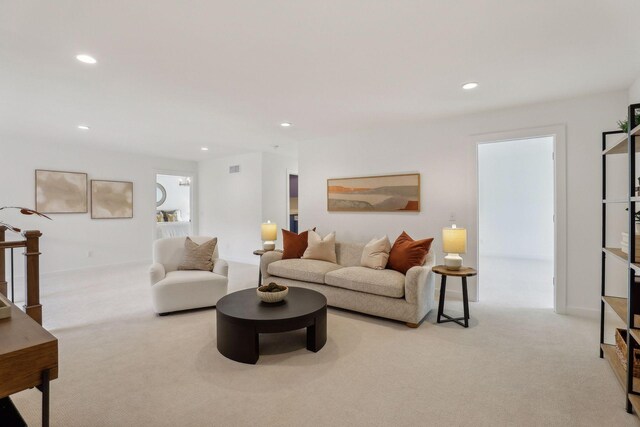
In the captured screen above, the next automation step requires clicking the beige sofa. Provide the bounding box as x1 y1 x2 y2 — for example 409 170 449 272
260 242 436 327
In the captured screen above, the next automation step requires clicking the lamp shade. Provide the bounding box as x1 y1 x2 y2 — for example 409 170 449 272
261 221 277 241
442 226 466 254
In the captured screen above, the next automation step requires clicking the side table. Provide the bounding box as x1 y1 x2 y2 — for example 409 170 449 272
432 265 477 328
253 249 282 287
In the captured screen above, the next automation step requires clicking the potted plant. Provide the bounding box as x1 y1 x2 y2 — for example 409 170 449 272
0 206 50 233
618 112 640 133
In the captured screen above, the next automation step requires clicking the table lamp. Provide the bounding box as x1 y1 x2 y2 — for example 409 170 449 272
442 224 466 270
261 220 277 251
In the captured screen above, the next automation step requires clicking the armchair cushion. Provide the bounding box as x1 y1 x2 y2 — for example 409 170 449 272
157 270 227 287
153 236 219 273
178 237 217 271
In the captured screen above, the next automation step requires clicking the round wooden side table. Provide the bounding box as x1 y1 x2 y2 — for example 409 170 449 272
432 265 477 328
253 249 282 287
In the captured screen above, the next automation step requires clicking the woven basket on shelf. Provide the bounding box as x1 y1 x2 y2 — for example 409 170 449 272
614 328 640 378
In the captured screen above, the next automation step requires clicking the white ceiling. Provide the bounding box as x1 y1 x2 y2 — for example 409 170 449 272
1 1 640 160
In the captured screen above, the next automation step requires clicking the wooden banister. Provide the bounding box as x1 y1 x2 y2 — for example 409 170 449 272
0 240 28 249
0 227 43 324
0 226 6 297
23 230 42 325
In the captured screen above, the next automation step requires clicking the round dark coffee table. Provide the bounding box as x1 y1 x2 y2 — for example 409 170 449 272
216 287 327 364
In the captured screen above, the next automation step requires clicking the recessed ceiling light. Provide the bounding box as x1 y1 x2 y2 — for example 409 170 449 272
77 125 90 130
280 122 292 127
462 82 478 90
201 147 209 151
76 54 97 64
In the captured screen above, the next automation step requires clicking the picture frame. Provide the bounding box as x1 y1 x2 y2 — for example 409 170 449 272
91 180 134 219
35 169 88 214
327 173 420 212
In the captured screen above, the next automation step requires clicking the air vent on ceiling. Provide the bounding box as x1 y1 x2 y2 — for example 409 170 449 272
229 165 240 174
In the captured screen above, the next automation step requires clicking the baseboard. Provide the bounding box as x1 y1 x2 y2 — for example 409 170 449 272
565 306 599 319
479 254 554 262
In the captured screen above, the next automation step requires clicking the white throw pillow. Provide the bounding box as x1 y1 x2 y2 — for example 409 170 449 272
302 231 337 263
360 236 391 270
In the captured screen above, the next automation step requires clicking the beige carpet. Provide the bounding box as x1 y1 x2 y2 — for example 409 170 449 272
10 262 640 426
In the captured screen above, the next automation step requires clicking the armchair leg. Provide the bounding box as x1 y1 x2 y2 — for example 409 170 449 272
406 322 419 328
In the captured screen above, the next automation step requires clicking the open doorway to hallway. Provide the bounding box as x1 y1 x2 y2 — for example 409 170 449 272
289 174 298 233
155 173 194 239
478 136 555 309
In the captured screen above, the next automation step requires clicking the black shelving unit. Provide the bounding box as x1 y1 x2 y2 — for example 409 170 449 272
600 103 640 415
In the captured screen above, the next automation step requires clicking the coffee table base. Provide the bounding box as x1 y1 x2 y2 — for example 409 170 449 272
217 306 327 364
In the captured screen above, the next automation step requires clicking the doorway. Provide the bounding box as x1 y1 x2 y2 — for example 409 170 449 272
288 174 298 233
155 173 194 239
477 136 555 309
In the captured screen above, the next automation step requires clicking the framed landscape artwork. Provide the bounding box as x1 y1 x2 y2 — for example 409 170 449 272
327 173 420 212
35 169 88 213
91 180 134 219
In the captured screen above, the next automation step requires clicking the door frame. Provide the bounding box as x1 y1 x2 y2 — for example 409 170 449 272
154 169 198 237
286 169 299 232
474 125 567 314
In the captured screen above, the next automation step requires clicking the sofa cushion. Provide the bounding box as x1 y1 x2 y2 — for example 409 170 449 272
282 228 315 259
360 236 391 270
325 266 405 298
388 231 433 274
302 231 337 263
267 259 342 284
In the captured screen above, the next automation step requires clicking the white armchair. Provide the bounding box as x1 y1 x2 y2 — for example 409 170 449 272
150 236 229 314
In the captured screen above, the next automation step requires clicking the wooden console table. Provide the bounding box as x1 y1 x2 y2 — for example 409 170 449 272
0 300 58 426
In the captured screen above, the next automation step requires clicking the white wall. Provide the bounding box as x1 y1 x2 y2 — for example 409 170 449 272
261 152 298 246
629 75 640 104
199 153 263 264
0 140 197 276
298 90 628 313
199 151 298 264
157 174 191 221
478 137 554 260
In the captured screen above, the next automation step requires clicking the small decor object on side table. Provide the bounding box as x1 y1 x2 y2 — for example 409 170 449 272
261 220 277 250
257 283 289 303
442 224 467 270
432 265 477 328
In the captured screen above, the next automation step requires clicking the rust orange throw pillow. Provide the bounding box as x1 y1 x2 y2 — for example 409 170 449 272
387 231 434 274
282 228 315 259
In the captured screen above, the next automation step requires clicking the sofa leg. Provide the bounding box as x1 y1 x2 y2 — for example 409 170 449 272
406 322 419 328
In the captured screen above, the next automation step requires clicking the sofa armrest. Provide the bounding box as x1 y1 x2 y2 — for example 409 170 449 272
404 253 436 305
149 263 166 285
260 251 283 281
213 259 229 277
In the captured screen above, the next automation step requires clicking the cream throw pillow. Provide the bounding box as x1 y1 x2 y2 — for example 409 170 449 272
361 236 391 270
302 231 337 263
178 237 217 271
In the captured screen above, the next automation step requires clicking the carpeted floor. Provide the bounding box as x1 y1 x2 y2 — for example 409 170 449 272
10 262 640 426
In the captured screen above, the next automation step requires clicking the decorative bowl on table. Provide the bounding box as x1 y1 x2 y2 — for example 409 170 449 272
257 283 289 303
